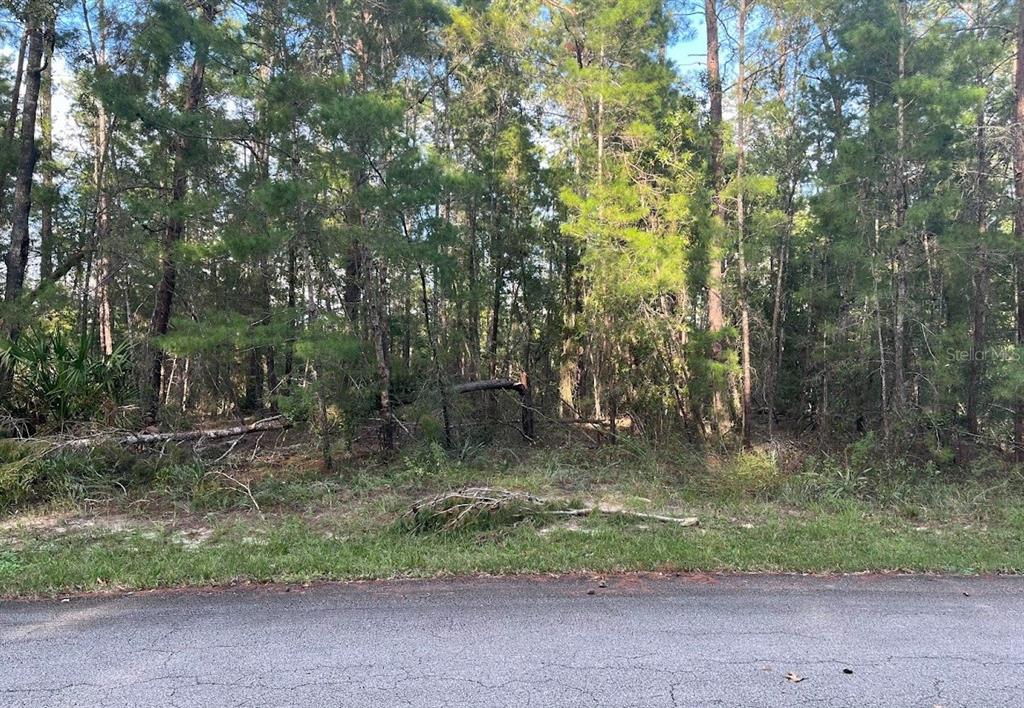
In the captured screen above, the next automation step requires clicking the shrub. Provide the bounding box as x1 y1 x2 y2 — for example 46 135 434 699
713 449 783 499
0 439 40 509
0 329 134 428
0 443 170 511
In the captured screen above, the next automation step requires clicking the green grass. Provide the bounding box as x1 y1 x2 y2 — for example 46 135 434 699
3 440 1024 596
2 502 1023 596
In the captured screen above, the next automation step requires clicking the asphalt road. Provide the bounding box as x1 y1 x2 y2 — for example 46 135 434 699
2 574 1022 707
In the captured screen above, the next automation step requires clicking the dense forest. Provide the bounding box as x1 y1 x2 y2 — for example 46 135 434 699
1 0 1023 470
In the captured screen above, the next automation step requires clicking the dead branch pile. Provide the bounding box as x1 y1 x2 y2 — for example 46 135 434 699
404 487 548 532
403 486 698 533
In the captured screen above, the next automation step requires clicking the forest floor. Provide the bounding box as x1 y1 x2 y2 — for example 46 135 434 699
2 435 1023 597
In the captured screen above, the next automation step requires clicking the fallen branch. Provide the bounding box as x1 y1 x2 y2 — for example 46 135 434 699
203 468 262 515
403 486 698 532
393 375 535 440
454 375 535 440
559 416 633 431
549 507 699 526
61 415 291 449
453 378 526 395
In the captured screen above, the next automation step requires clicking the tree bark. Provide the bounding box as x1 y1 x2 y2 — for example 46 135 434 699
93 0 114 357
873 217 890 440
487 250 504 379
38 31 53 281
736 0 753 448
302 242 333 471
0 29 27 222
965 0 988 461
704 0 728 433
3 19 46 303
453 378 526 395
1013 0 1024 460
61 415 290 449
891 0 910 418
520 371 535 440
369 258 396 450
340 6 369 331
418 257 453 448
768 181 795 440
251 43 275 411
261 256 278 406
4 30 27 142
2 12 50 367
766 18 795 442
558 239 579 416
466 198 481 378
145 1 215 424
284 219 298 390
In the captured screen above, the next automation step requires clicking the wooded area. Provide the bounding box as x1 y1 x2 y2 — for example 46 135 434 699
2 0 1024 472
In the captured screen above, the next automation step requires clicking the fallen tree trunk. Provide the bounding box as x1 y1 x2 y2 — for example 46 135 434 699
62 415 290 449
559 416 633 431
391 375 536 441
453 378 526 395
454 374 534 441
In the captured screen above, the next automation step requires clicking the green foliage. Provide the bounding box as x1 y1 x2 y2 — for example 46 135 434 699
0 444 164 511
5 483 1024 596
712 450 784 500
3 0 1022 469
397 441 464 486
0 329 133 427
781 438 952 510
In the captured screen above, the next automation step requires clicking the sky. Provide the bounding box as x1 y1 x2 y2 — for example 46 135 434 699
668 21 708 75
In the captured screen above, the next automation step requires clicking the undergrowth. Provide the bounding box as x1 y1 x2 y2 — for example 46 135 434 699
1 432 1022 524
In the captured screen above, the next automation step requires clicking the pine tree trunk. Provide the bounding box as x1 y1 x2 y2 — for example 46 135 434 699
0 29 27 222
145 2 215 424
965 0 988 461
369 257 396 450
343 239 363 326
261 257 278 406
252 52 274 410
4 30 26 142
766 21 799 441
284 242 297 390
873 217 890 440
341 7 369 331
892 0 910 419
466 198 481 378
487 254 504 379
768 183 794 440
242 348 264 411
704 0 728 433
419 261 453 448
3 19 46 302
1013 0 1024 461
2 13 49 380
736 0 753 448
38 34 53 281
558 239 579 417
94 0 114 357
303 243 333 471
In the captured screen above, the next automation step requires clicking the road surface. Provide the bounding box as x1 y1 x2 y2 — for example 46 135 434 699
2 574 1022 706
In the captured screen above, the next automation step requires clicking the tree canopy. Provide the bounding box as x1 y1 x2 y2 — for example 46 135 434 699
1 0 1023 469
